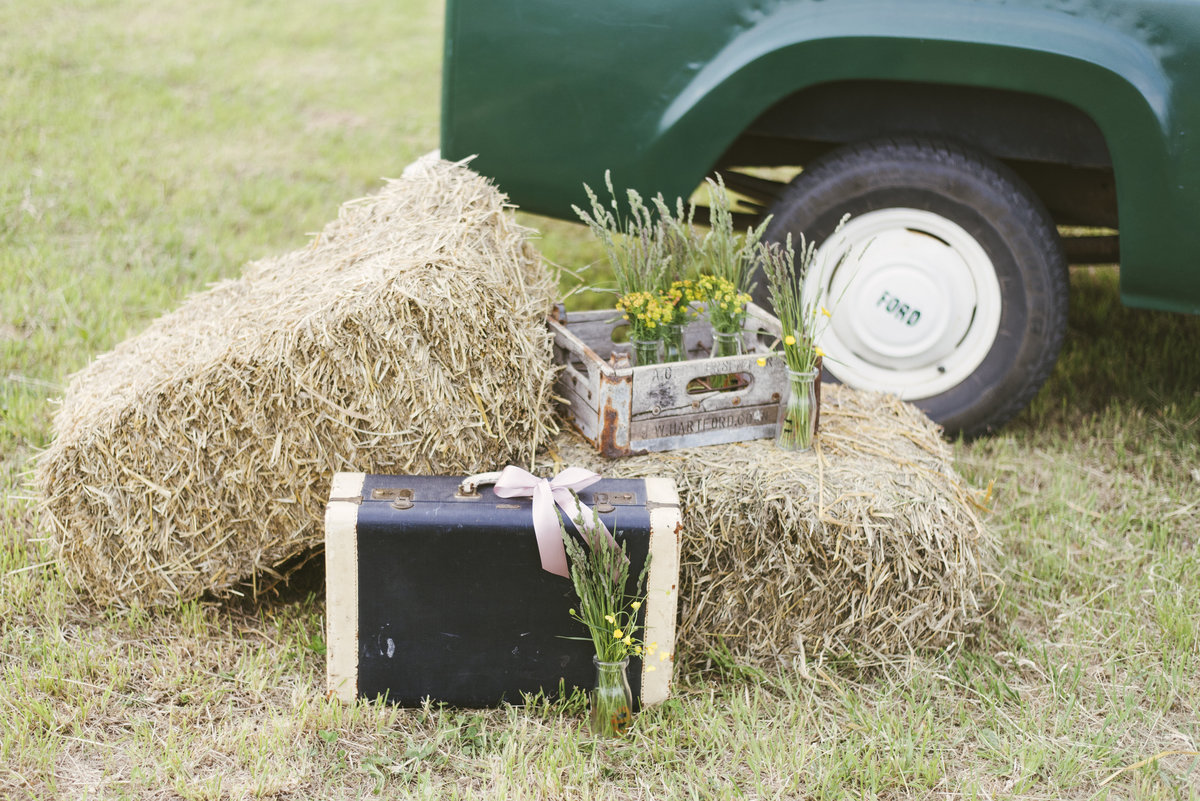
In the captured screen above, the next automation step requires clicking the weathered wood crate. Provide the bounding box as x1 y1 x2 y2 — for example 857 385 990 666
549 303 787 457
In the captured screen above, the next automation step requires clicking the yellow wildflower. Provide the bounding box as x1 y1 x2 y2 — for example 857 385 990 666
613 629 623 639
630 601 641 611
815 347 826 357
604 614 615 624
821 306 832 318
756 357 766 367
624 636 633 646
784 334 796 346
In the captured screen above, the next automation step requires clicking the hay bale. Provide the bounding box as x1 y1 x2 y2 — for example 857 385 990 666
545 384 996 667
37 156 559 607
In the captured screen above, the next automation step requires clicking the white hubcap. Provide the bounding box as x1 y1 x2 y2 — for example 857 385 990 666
804 209 1003 400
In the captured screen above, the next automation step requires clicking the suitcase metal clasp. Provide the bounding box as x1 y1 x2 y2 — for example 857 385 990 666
592 491 635 513
371 487 414 510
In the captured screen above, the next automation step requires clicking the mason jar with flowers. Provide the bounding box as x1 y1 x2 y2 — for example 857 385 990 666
758 235 832 451
659 279 700 362
615 291 672 366
560 505 664 737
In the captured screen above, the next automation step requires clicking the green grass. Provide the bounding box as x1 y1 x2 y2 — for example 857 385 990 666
3 2 1199 798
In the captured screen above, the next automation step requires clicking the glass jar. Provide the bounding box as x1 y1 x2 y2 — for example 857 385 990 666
589 656 634 737
630 338 663 367
710 329 743 359
662 323 685 362
776 368 819 451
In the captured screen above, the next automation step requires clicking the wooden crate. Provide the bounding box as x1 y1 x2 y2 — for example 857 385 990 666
549 304 787 457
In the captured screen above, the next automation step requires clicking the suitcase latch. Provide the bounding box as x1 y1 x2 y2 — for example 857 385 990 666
371 487 414 510
592 491 635 513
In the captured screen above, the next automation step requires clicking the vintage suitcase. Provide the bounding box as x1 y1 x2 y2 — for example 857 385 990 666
325 470 680 708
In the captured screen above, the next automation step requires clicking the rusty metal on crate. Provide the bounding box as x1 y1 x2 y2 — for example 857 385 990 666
549 303 788 457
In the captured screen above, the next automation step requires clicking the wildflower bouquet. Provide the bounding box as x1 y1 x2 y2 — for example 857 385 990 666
575 172 686 364
693 176 768 382
758 235 829 450
653 193 701 281
614 291 672 364
695 274 752 349
658 279 701 361
698 174 768 326
573 171 670 300
561 505 652 736
662 279 701 325
574 172 784 369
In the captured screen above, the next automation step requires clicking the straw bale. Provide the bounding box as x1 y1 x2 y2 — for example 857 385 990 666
37 156 559 607
545 384 996 667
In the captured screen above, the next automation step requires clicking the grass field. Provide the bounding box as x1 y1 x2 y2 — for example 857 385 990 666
2 2 1199 798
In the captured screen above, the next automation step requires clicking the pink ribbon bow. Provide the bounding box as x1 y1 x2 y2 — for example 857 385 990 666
492 465 619 577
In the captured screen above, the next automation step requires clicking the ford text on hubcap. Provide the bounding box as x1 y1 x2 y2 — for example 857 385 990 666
807 208 1002 399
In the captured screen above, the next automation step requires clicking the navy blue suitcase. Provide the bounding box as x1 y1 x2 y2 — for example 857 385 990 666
324 471 680 707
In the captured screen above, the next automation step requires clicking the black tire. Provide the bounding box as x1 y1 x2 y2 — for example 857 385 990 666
757 137 1068 437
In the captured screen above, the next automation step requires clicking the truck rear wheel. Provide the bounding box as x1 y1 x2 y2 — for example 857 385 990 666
756 138 1068 437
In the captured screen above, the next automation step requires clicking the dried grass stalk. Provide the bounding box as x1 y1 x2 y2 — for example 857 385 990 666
545 384 997 668
37 156 559 607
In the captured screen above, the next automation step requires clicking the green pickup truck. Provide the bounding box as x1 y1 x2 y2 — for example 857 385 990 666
439 0 1200 436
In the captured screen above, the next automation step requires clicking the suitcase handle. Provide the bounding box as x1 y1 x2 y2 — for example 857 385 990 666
458 471 503 496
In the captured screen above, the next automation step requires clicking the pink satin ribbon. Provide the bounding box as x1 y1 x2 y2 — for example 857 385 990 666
492 465 619 577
